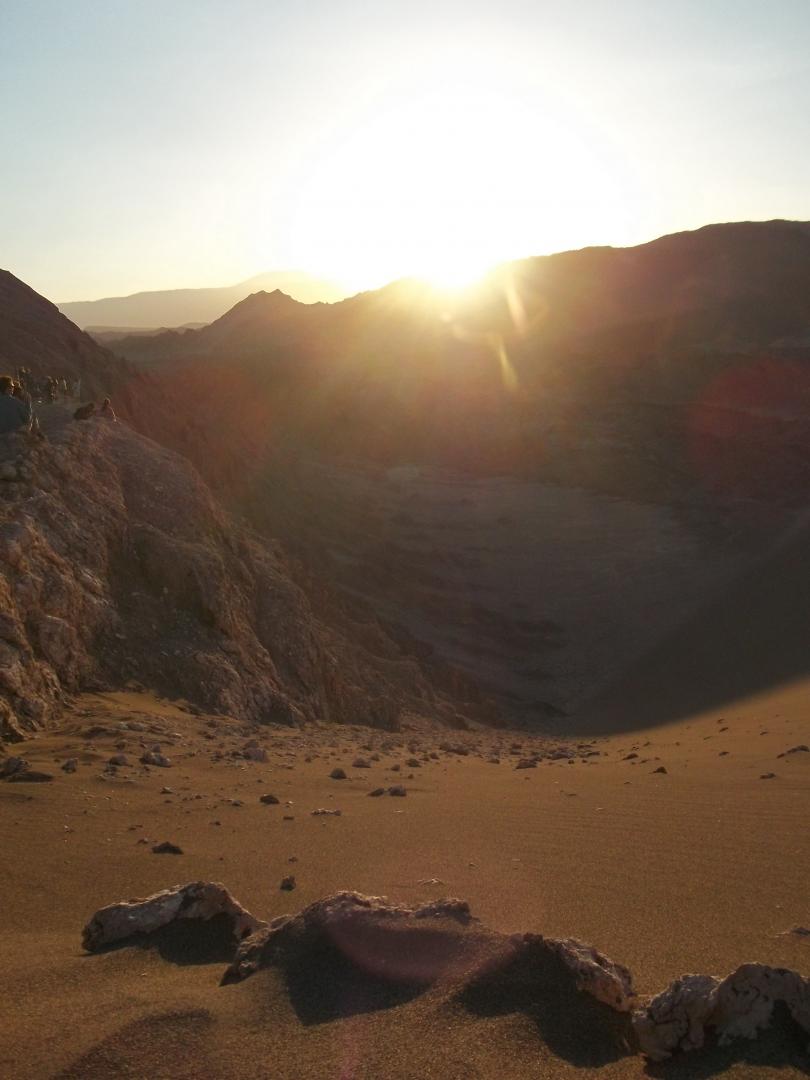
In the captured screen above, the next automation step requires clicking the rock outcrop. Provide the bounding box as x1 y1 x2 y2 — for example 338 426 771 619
223 891 475 984
0 418 495 740
633 964 810 1060
81 884 810 1066
82 882 266 952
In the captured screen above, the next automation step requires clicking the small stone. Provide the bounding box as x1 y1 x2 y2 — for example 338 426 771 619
1 757 28 778
259 793 279 805
280 875 296 891
515 759 536 770
151 841 183 854
61 758 78 773
329 767 347 780
368 787 385 797
140 751 172 768
8 770 53 783
109 754 129 766
760 772 777 780
388 785 407 797
311 808 341 816
652 766 667 774
352 758 371 768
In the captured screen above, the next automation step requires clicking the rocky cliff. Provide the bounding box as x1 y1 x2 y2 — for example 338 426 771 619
0 415 493 741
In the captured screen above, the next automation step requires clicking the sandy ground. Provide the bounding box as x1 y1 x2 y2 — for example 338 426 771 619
1 688 808 1078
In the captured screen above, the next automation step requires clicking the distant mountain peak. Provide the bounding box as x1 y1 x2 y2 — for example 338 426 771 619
57 272 345 330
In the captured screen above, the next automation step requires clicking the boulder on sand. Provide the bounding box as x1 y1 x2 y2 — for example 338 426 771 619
633 963 810 1060
81 881 266 952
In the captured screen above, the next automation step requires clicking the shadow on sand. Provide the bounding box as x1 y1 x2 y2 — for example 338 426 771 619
84 912 237 967
455 938 635 1068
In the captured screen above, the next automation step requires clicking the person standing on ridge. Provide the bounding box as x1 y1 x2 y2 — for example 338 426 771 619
0 375 32 435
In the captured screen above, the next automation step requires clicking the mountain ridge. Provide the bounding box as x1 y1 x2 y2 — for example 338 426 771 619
57 271 346 330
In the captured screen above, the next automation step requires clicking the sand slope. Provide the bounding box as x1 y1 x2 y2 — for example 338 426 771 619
1 690 808 1078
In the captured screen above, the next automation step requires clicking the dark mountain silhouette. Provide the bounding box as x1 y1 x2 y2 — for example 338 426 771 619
104 220 810 726
114 220 810 502
0 270 129 399
58 271 346 331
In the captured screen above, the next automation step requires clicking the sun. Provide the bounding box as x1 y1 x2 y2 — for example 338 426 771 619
283 76 631 293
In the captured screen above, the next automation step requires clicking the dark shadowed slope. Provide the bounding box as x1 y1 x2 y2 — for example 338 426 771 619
575 510 810 734
0 270 127 398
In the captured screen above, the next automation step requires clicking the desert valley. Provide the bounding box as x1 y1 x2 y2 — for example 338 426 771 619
1 218 810 1078
4 4 810 1075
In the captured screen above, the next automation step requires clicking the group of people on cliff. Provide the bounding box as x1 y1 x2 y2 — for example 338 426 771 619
0 372 116 436
13 368 79 403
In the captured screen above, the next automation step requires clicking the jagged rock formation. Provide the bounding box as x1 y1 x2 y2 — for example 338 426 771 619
82 882 266 952
223 891 476 984
81 884 810 1065
0 418 494 740
633 964 810 1060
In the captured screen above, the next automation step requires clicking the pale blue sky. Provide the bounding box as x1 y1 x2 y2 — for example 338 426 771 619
1 0 809 300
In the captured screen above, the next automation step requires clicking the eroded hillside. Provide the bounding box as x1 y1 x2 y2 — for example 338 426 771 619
0 414 493 741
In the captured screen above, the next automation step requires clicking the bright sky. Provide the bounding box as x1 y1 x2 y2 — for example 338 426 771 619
2 0 809 300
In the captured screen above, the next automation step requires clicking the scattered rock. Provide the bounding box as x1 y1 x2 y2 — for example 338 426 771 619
108 754 129 766
0 756 28 778
311 808 341 816
368 787 385 797
152 840 183 854
329 767 347 780
140 750 172 768
259 793 280 805
61 758 78 773
388 785 407 796
652 766 667 774
759 772 776 780
7 770 53 782
352 758 371 769
280 875 296 891
243 740 268 762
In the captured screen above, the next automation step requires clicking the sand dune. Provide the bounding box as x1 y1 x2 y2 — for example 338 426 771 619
2 689 807 1078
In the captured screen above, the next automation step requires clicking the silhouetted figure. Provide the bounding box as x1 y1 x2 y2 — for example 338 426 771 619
73 402 96 421
99 397 117 421
0 375 32 434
